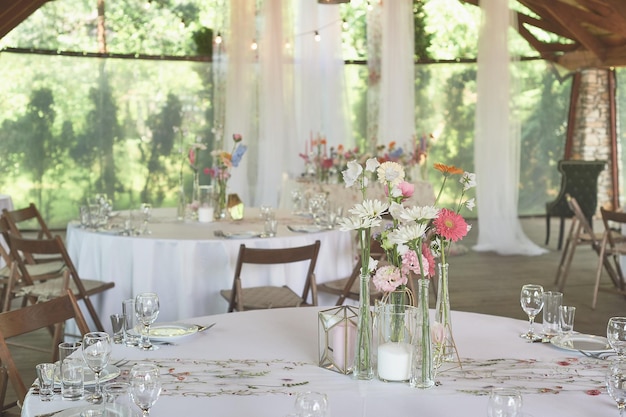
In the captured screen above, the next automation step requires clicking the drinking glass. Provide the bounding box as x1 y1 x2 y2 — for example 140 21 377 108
487 388 523 417
82 331 113 403
607 362 626 416
291 189 303 214
559 305 576 336
129 363 162 417
520 284 544 341
35 363 56 401
294 391 328 417
135 292 160 351
608 317 626 360
140 203 152 235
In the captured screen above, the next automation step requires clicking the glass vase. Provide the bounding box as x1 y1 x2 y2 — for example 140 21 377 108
353 271 374 380
214 179 228 220
376 304 417 382
410 278 434 389
434 263 456 366
176 173 186 221
190 171 200 220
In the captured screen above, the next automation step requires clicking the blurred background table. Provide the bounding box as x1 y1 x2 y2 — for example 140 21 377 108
279 177 436 212
65 207 355 324
22 307 612 417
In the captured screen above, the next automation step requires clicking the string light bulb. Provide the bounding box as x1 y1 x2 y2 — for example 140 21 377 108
251 40 258 50
215 32 223 44
342 19 349 30
314 31 321 42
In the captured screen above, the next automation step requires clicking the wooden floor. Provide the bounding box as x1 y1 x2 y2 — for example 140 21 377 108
3 216 626 415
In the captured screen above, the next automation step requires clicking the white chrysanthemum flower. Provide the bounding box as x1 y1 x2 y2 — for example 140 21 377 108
465 198 475 211
363 257 379 274
388 202 405 221
365 158 380 172
461 172 476 191
387 223 428 245
349 199 388 219
338 215 381 231
376 161 405 187
342 160 363 187
399 205 439 222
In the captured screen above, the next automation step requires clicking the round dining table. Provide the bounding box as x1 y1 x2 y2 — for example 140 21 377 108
65 208 355 326
22 307 613 417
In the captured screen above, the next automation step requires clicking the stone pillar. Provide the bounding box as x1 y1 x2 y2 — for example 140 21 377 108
570 68 620 211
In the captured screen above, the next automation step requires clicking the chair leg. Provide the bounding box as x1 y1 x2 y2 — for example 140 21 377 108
592 233 610 310
554 220 578 288
545 215 551 245
557 217 565 250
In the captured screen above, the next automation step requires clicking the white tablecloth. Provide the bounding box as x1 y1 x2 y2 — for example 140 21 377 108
22 308 613 417
65 208 355 327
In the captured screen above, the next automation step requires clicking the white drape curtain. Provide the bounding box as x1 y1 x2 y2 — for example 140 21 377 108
473 0 546 255
378 0 415 146
224 0 255 204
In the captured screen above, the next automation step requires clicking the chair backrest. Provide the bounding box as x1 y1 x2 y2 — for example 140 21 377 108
2 203 54 240
230 240 321 310
599 207 626 247
0 216 11 267
547 160 606 220
0 290 89 408
6 234 108 331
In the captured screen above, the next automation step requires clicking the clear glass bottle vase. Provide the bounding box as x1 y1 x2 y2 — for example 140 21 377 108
410 278 434 389
353 271 374 380
434 262 456 366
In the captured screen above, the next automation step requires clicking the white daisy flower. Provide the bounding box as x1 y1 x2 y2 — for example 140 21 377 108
399 205 439 222
349 199 388 219
376 161 405 187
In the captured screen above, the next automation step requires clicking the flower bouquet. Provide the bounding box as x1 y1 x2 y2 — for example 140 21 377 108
205 133 247 220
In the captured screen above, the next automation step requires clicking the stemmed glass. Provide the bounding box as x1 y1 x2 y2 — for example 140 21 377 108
608 317 626 360
129 363 162 416
82 331 113 404
487 388 523 417
291 189 303 214
607 362 626 416
519 284 544 341
140 203 152 235
294 391 328 417
135 292 160 351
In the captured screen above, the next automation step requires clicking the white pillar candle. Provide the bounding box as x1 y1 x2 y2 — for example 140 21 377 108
198 207 214 223
377 342 412 381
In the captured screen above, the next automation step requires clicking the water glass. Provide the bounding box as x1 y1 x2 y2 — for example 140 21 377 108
559 305 576 335
110 314 125 344
294 391 328 417
36 363 56 401
264 219 278 237
487 388 523 417
59 341 84 401
122 299 141 347
103 381 134 417
542 291 563 337
608 317 626 359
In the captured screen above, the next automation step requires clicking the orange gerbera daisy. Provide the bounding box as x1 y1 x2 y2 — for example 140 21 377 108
434 163 464 176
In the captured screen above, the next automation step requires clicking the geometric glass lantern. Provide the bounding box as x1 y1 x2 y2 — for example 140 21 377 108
318 306 357 375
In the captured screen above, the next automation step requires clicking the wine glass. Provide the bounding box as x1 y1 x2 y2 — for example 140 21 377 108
129 363 162 416
140 203 152 235
607 362 626 416
519 284 544 341
487 388 523 417
294 391 328 417
608 317 626 360
82 331 113 404
135 292 160 351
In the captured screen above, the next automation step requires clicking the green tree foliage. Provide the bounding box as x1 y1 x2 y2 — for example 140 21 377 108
414 0 432 60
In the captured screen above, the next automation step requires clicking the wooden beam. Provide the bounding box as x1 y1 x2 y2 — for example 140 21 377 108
0 0 49 39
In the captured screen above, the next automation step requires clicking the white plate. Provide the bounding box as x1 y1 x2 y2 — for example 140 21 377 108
550 333 611 353
223 231 262 239
54 364 120 386
287 224 324 233
149 322 200 341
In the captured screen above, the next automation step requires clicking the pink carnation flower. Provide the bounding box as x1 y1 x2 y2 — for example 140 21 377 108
372 265 407 292
398 181 414 198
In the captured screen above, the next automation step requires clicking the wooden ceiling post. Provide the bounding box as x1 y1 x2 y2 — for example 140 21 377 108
564 71 581 160
608 68 620 210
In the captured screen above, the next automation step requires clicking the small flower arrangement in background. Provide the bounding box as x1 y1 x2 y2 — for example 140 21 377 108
205 134 247 218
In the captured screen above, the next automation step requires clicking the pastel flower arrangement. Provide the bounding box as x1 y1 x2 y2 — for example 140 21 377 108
299 135 362 183
338 158 476 297
204 134 247 214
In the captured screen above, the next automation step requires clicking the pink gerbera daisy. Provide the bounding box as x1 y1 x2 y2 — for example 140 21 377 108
433 208 468 242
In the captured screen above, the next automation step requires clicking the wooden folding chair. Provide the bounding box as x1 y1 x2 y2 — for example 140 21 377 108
317 238 387 306
592 208 626 309
2 203 57 264
0 290 90 411
5 234 114 331
554 194 622 292
220 240 321 312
